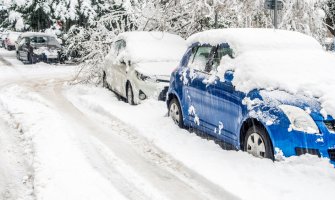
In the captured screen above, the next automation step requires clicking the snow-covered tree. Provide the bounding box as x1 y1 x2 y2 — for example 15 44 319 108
63 0 330 84
279 0 328 42
325 0 335 36
66 0 137 83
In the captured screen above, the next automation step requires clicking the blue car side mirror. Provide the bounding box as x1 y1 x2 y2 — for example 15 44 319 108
224 70 234 82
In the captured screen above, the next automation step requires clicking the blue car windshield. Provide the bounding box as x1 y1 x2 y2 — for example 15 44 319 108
188 43 234 73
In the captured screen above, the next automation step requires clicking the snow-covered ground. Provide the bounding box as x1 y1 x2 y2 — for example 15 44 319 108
1 48 335 200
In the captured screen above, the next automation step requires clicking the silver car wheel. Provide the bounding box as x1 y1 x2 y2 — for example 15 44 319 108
126 84 134 105
246 133 266 158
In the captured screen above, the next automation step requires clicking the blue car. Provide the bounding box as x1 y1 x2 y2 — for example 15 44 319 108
167 29 335 163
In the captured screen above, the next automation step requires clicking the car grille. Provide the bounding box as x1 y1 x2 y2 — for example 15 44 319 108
324 121 335 133
328 149 335 161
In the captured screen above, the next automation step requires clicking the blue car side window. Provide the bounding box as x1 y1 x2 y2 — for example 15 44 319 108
188 46 213 72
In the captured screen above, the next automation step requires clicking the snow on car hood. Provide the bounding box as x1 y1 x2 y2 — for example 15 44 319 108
134 61 179 77
33 47 59 57
117 31 187 63
217 49 335 118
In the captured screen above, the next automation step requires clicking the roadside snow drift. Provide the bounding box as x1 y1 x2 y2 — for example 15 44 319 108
66 84 335 200
0 85 128 200
188 28 335 117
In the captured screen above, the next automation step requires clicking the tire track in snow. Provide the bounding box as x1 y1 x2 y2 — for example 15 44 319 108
33 81 239 200
0 102 36 200
0 54 12 66
0 54 36 200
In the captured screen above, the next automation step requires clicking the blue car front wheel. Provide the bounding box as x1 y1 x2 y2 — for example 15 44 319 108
244 126 274 160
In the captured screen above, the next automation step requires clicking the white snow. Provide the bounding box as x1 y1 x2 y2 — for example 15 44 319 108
116 31 187 63
135 61 178 77
0 113 33 200
7 32 21 41
188 28 335 118
0 85 128 200
8 11 25 31
65 84 335 200
1 39 335 200
187 28 322 54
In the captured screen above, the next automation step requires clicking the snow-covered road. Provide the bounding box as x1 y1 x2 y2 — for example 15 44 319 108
1 49 335 200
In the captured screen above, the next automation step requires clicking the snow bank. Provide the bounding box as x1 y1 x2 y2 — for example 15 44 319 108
66 84 335 200
0 85 128 200
117 31 187 63
0 115 33 199
188 28 335 117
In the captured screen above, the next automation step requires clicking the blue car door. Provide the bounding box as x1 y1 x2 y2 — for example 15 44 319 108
206 45 244 144
182 45 217 134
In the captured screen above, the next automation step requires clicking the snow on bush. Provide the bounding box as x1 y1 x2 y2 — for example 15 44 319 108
8 11 24 31
188 28 335 118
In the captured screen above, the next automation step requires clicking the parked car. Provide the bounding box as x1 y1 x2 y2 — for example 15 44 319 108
16 32 62 64
4 32 21 50
167 28 335 164
0 32 8 48
102 31 186 104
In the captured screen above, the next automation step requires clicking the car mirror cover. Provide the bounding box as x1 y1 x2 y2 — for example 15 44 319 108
224 70 234 82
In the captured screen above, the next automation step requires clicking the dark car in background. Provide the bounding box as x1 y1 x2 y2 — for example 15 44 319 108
16 32 62 64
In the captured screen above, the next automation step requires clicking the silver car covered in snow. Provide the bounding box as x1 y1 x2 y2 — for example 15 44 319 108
102 31 187 104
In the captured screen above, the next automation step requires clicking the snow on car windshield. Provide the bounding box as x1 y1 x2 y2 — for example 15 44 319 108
118 31 187 63
188 28 335 118
29 36 61 48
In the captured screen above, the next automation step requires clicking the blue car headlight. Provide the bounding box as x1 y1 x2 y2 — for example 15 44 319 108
279 105 319 134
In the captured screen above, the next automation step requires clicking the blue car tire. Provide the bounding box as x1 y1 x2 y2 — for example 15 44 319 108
168 98 184 128
244 126 274 160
